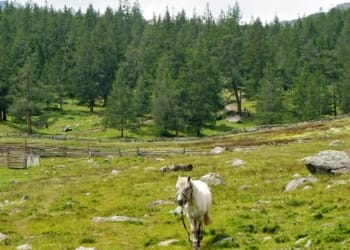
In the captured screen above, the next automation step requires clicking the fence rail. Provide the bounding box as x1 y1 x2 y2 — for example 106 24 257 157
1 114 348 144
0 115 348 168
0 144 207 168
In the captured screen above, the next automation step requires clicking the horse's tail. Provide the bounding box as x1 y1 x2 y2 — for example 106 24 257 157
204 212 212 225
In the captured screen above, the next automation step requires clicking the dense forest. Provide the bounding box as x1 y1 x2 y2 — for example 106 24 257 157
0 1 350 136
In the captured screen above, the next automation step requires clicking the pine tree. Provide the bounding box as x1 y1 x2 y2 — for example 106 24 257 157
152 54 183 136
215 4 243 114
180 34 222 136
10 53 45 134
340 58 350 113
104 63 137 138
0 11 12 121
242 18 267 99
256 65 285 124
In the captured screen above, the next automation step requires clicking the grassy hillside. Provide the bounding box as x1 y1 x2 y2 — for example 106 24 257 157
0 99 258 140
1 115 350 249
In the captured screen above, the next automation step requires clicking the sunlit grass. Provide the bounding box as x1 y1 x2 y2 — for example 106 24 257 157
1 103 350 249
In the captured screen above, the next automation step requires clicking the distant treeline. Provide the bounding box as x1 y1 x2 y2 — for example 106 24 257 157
0 1 350 136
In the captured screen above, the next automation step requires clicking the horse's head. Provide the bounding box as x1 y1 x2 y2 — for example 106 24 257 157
175 176 193 207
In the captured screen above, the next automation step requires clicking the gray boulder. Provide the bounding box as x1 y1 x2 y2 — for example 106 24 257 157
200 173 225 186
304 150 350 174
285 176 318 192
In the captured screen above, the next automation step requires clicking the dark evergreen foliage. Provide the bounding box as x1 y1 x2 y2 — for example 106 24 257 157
0 2 350 135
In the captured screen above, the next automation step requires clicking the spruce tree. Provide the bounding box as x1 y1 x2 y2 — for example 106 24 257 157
104 63 137 138
10 53 45 134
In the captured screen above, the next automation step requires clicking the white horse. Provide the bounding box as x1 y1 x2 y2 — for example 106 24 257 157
175 176 212 249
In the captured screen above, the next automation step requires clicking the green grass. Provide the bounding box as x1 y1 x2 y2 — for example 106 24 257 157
1 117 350 249
1 102 350 249
1 99 259 140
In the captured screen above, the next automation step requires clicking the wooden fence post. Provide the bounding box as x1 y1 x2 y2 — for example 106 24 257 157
24 138 28 168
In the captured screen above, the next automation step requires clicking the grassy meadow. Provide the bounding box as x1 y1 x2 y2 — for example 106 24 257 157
1 108 350 249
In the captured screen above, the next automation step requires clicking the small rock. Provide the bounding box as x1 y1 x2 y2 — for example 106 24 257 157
0 232 8 241
263 236 272 242
329 140 343 147
92 216 144 223
211 146 225 154
160 164 193 172
157 239 179 246
284 176 317 192
16 244 32 250
294 237 311 248
230 159 246 167
63 125 72 132
111 170 121 175
200 173 225 186
76 247 97 250
170 206 182 215
104 155 114 162
148 200 173 207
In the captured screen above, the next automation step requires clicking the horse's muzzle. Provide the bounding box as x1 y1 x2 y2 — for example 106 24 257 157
176 194 187 206
177 198 186 206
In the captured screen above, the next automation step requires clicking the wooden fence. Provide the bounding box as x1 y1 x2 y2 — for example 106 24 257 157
0 143 205 169
0 146 26 169
1 115 348 168
0 114 348 145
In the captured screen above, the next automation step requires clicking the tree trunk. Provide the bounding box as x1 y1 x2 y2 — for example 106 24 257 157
59 95 63 110
103 93 108 107
196 127 201 137
27 113 32 134
3 109 7 121
89 97 94 112
232 81 242 114
121 126 124 138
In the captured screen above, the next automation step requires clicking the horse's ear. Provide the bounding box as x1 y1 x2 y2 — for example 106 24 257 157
187 176 191 183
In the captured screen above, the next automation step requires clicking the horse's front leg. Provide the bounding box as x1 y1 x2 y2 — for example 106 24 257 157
189 217 200 249
198 221 203 242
